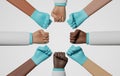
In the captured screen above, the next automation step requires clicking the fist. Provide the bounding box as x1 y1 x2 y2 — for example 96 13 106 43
70 29 86 44
51 6 66 22
33 30 49 44
53 52 68 68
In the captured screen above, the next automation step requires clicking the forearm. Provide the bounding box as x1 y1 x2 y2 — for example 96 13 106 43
86 31 120 45
7 59 36 76
83 58 112 76
84 0 112 16
7 0 35 16
0 32 33 45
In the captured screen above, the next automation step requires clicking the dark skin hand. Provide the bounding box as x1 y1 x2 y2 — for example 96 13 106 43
70 29 86 44
54 52 68 68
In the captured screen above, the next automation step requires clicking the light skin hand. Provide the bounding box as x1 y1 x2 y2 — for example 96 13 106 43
33 30 49 44
54 52 68 68
70 29 86 44
51 6 66 22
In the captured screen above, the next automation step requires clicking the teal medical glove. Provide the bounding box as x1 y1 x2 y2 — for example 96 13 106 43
31 10 52 29
67 45 88 65
67 10 88 29
54 0 67 6
31 45 52 65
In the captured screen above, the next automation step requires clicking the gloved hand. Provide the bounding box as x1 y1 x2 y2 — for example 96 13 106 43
67 45 88 65
53 52 68 69
31 45 52 65
33 30 49 44
70 29 86 44
67 10 88 29
31 10 52 29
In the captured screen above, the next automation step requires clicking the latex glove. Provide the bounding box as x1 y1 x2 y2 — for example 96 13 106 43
67 45 87 65
67 10 88 29
31 10 52 29
31 45 52 65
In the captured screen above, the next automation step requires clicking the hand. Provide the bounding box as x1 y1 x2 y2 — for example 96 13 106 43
31 10 52 29
51 6 66 22
67 45 87 65
54 52 68 68
67 10 88 29
32 45 52 65
70 29 86 44
33 30 49 44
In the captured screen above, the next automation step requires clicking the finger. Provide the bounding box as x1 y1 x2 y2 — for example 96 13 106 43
72 29 80 37
43 40 49 43
70 37 76 40
54 52 57 57
58 17 62 22
70 39 75 43
64 57 68 61
54 18 58 22
40 30 45 35
61 17 65 22
51 12 58 19
43 37 49 40
44 33 49 38
52 13 59 22
70 32 74 37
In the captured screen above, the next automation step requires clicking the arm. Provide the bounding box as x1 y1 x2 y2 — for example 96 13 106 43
67 0 112 29
7 59 36 76
7 45 52 76
87 31 120 45
83 58 112 76
51 0 67 22
7 0 52 29
67 45 112 76
7 0 35 16
0 30 49 45
52 52 68 76
70 29 120 45
84 0 112 16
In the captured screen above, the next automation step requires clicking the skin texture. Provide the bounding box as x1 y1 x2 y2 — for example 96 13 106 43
54 52 68 68
83 58 112 76
7 59 36 76
84 0 112 16
51 6 66 22
70 29 86 44
33 30 49 44
7 0 35 16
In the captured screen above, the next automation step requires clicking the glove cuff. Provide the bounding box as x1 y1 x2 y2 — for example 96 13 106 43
53 68 65 71
54 0 67 6
86 33 89 44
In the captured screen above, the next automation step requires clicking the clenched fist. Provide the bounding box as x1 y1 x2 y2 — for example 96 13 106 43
53 52 68 68
51 6 66 22
33 30 49 44
70 29 86 44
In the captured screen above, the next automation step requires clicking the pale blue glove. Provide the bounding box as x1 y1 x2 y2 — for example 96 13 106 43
31 45 52 65
67 10 88 29
67 45 88 65
31 10 52 29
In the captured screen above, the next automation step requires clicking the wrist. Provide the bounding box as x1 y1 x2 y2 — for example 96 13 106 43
54 0 67 6
29 33 33 44
32 34 35 44
53 68 64 71
86 33 89 44
55 3 66 6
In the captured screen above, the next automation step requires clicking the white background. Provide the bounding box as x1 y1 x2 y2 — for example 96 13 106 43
0 0 120 76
